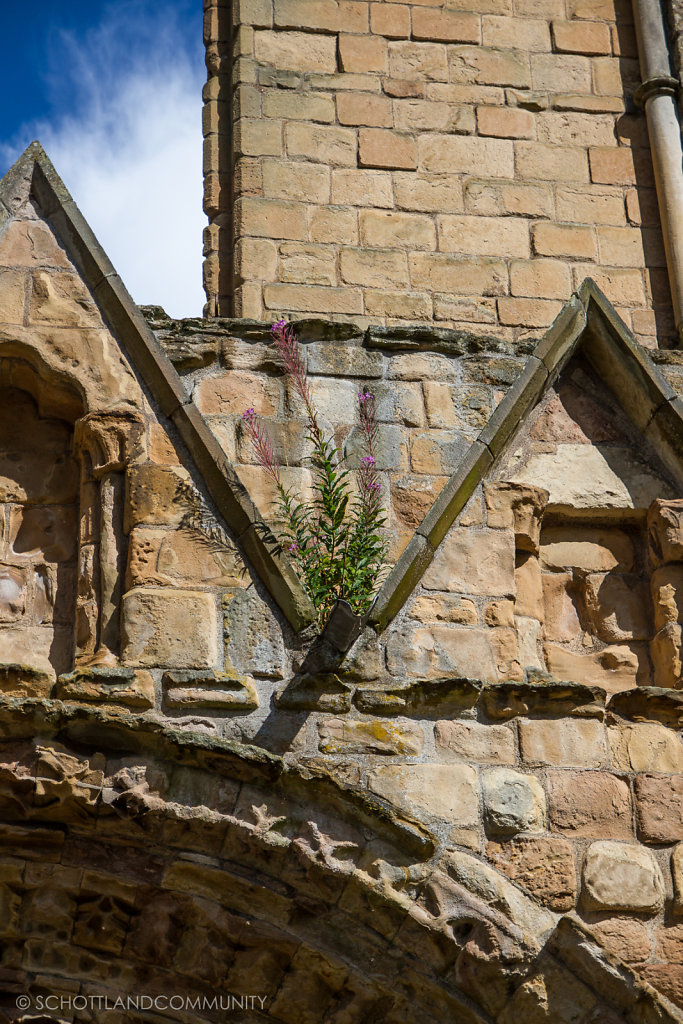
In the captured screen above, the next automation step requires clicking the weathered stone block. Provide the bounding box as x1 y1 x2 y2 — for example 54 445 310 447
275 672 352 712
385 623 498 681
673 844 683 912
121 589 219 668
418 134 514 177
582 841 665 912
358 128 417 170
547 770 633 837
125 464 191 531
580 573 650 643
482 767 545 835
592 918 652 964
0 269 27 324
540 526 635 572
484 482 548 552
254 29 337 71
635 774 683 843
487 835 577 910
519 718 606 768
435 720 515 765
608 722 683 773
508 445 673 514
354 677 480 716
55 668 155 709
542 573 581 642
515 553 544 621
29 270 101 328
162 669 258 709
545 642 651 694
423 528 515 596
649 499 683 565
339 32 387 73
368 764 479 825
482 678 605 720
285 121 357 166
224 587 285 679
651 623 683 689
318 718 424 756
651 565 683 632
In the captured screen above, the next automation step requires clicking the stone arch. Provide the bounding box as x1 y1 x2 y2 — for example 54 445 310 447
0 701 675 1024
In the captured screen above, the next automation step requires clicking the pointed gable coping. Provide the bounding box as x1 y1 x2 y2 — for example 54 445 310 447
369 279 683 631
0 142 316 633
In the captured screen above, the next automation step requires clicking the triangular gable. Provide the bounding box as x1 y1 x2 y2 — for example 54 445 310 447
369 279 683 630
0 142 316 632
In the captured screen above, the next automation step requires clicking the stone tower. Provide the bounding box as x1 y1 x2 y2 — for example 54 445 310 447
202 0 683 353
0 1 681 1020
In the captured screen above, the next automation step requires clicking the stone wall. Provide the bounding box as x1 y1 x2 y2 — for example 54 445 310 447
3 144 683 1017
203 0 673 348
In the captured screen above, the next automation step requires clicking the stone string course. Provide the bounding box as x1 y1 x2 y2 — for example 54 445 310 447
203 0 674 348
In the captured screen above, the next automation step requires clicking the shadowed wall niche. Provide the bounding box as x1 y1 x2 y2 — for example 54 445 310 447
0 384 78 677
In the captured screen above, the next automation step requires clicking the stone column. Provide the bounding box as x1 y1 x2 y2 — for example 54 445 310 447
73 412 144 666
648 498 683 687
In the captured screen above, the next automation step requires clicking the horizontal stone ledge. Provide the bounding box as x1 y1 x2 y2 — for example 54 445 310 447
275 672 353 712
56 667 155 710
354 677 481 717
481 679 606 722
607 687 683 729
0 663 53 699
162 670 258 711
364 322 532 357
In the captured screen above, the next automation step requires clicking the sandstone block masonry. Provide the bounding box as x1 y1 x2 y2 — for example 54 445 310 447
203 0 672 347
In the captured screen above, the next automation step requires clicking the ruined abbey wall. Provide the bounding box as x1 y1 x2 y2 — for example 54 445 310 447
203 0 673 348
0 0 683 1017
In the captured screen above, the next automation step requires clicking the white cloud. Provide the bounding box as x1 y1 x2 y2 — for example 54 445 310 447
0 1 206 318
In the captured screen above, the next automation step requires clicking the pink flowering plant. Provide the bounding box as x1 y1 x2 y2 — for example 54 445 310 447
242 320 387 626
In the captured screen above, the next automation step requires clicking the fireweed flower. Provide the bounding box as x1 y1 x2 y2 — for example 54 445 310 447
243 320 387 625
241 408 280 483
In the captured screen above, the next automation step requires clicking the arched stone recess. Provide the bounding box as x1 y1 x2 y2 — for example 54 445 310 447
346 281 683 697
0 351 159 693
0 699 675 1024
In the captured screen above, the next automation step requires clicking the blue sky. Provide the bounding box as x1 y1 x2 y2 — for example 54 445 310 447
0 0 206 317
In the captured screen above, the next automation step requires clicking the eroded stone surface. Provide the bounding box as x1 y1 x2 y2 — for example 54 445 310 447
635 774 683 843
546 772 633 838
482 768 545 836
582 841 665 912
121 589 219 669
368 764 479 825
435 720 515 765
487 836 577 911
422 528 515 596
318 718 424 756
648 499 683 565
386 623 498 681
519 718 607 768
608 722 683 773
507 445 673 514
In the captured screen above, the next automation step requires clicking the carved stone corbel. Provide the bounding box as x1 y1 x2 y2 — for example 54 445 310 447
73 411 145 666
74 411 145 478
